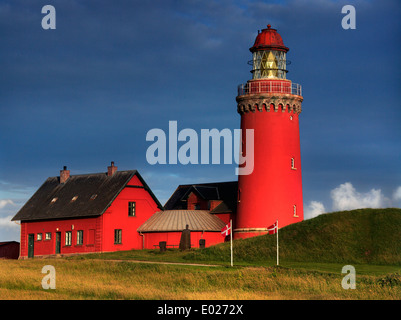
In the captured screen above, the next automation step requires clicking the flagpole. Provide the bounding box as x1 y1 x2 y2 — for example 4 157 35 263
276 219 279 266
230 219 233 267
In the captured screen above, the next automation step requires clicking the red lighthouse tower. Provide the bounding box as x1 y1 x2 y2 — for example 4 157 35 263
234 25 304 239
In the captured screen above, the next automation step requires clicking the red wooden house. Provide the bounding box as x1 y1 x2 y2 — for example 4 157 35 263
12 162 162 258
137 181 238 249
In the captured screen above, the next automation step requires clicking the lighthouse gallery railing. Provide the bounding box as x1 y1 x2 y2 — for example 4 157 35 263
237 82 302 96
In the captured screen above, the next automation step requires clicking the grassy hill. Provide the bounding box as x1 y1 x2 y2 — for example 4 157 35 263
184 208 401 266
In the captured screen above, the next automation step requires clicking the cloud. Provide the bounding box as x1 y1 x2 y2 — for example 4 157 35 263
330 182 391 211
304 200 326 219
393 186 401 203
0 215 19 229
0 199 14 209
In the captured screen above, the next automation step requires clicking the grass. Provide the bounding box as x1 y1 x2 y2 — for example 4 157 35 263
1 208 400 300
0 258 400 300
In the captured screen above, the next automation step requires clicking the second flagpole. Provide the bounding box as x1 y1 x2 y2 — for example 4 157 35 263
276 219 279 266
230 219 233 267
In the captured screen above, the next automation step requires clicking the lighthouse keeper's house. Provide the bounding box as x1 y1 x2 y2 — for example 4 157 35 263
12 162 163 258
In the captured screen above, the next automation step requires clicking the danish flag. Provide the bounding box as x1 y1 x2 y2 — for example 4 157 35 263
221 221 231 237
267 222 277 235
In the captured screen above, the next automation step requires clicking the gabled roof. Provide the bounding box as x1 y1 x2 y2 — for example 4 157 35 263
12 170 163 222
164 181 238 213
137 210 226 233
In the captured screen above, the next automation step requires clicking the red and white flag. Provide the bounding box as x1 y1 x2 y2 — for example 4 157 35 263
221 221 231 237
267 222 277 235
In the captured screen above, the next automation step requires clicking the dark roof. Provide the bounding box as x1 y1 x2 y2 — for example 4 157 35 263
0 241 19 246
210 201 232 214
12 170 163 222
164 181 238 213
137 210 226 232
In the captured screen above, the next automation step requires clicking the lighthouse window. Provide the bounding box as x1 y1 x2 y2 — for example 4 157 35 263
261 51 278 78
293 205 298 217
291 158 296 170
252 50 287 79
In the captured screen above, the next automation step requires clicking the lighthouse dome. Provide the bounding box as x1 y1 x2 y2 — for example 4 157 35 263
250 24 289 53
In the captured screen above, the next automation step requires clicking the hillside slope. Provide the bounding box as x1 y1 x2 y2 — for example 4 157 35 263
185 208 401 265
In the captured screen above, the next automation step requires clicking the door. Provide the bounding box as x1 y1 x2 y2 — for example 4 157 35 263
55 232 61 254
28 234 34 258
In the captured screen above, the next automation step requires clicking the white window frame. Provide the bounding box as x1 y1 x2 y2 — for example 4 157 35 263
77 230 83 245
65 231 72 246
291 157 297 170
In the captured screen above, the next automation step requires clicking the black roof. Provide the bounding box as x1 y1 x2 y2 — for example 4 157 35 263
164 181 238 213
12 170 163 222
0 241 19 246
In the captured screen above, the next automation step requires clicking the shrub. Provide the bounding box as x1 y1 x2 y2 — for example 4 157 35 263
377 273 401 287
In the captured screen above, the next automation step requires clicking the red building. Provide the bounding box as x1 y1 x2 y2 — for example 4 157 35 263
163 181 237 225
12 163 163 258
235 25 304 239
0 241 20 259
137 210 226 249
137 181 238 249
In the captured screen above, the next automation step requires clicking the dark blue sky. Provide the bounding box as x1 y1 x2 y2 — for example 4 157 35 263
1 0 400 241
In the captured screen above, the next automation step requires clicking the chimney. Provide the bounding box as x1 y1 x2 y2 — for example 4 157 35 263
107 161 117 176
60 166 70 184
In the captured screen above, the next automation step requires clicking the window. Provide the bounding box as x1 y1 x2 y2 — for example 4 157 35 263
194 203 200 210
128 201 136 217
71 196 78 202
114 229 122 244
51 197 58 204
77 230 83 245
293 205 298 217
291 157 297 170
37 233 42 241
45 232 51 240
65 231 72 246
